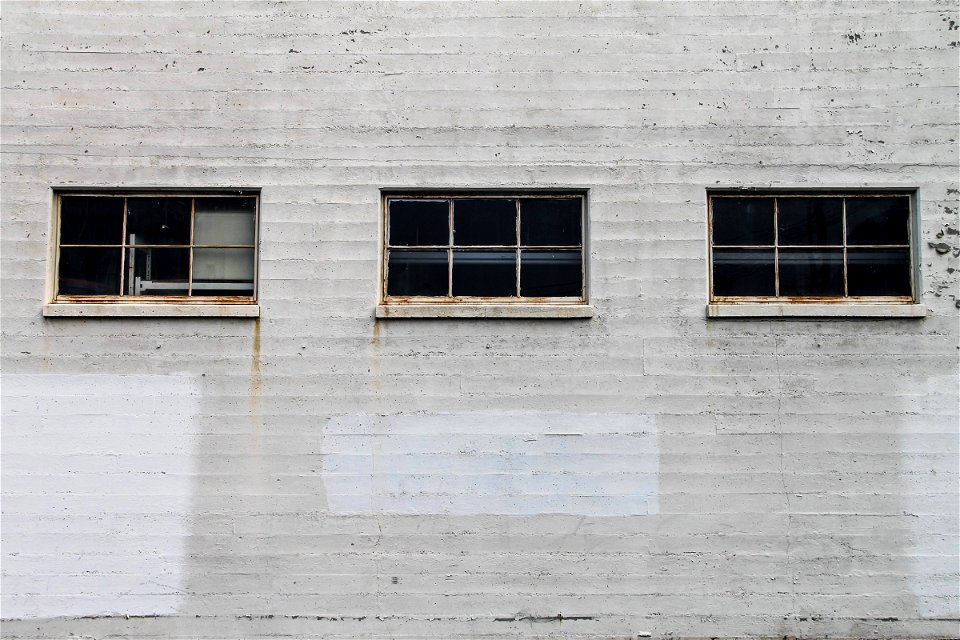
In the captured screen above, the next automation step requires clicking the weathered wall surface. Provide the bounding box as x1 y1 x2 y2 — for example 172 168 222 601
1 1 958 638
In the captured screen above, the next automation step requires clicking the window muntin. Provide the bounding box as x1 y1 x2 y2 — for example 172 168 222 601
709 193 914 301
383 194 586 302
55 193 258 301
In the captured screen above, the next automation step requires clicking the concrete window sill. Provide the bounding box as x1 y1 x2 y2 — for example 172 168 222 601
43 303 260 318
376 304 596 319
706 303 928 318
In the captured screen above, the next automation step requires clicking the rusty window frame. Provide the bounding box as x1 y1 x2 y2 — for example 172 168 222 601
380 191 588 305
52 190 260 304
707 191 918 304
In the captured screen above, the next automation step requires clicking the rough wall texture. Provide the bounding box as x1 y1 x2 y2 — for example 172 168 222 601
1 1 958 638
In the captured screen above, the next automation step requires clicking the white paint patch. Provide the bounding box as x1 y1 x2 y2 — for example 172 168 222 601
1 374 200 619
323 413 658 516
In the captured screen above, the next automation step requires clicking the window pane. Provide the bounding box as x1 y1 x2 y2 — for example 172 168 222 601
712 249 775 296
712 198 775 246
520 250 582 297
192 248 255 296
777 197 842 245
60 197 124 245
127 198 191 245
194 198 256 245
452 251 516 296
58 248 121 295
126 248 189 296
520 198 582 246
453 199 516 246
846 197 910 245
387 250 448 296
778 249 844 296
847 248 911 296
389 200 449 246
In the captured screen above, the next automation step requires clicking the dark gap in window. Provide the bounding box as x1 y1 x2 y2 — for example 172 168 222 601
846 197 910 245
58 248 121 295
453 199 516 246
520 199 581 246
452 251 516 296
389 200 449 246
778 249 844 296
126 248 190 296
520 250 582 297
387 250 448 296
59 197 124 245
712 249 775 296
847 248 912 296
777 198 843 245
712 198 775 246
126 198 191 245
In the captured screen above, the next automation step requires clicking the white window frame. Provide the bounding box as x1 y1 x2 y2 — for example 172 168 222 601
43 188 260 318
706 187 926 318
376 188 595 319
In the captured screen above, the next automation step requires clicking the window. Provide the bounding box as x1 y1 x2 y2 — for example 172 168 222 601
48 191 258 314
379 191 590 317
707 191 925 317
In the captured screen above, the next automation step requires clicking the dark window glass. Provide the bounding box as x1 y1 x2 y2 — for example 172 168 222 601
777 198 843 246
712 198 775 246
712 249 775 296
126 248 190 296
520 199 582 246
520 250 582 297
127 198 191 245
778 249 844 296
847 249 912 296
58 248 121 295
389 200 449 246
387 250 448 296
453 200 516 246
846 197 910 245
452 251 516 296
60 197 124 245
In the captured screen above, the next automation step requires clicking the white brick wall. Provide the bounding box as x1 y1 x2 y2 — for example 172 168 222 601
1 1 957 638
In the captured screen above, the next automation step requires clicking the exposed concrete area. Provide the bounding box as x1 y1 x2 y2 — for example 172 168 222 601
1 1 958 638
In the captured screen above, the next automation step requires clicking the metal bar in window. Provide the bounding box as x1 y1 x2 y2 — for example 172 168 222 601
842 197 848 297
515 199 521 297
119 197 128 296
447 199 454 297
188 197 195 296
773 197 780 297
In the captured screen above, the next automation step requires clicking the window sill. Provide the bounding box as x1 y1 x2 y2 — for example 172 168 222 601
376 304 596 319
706 303 927 318
43 303 260 318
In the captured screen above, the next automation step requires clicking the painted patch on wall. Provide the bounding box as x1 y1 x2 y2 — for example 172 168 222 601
323 413 658 516
1 374 200 619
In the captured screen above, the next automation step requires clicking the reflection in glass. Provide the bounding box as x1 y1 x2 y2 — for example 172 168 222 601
389 200 449 246
195 198 256 245
453 251 516 296
778 249 844 296
520 251 582 297
192 248 255 296
847 249 911 296
60 197 124 245
127 198 191 245
777 198 842 245
453 200 516 246
126 248 189 296
521 199 582 246
846 197 910 245
712 249 775 296
387 250 448 296
712 198 775 246
58 248 121 295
